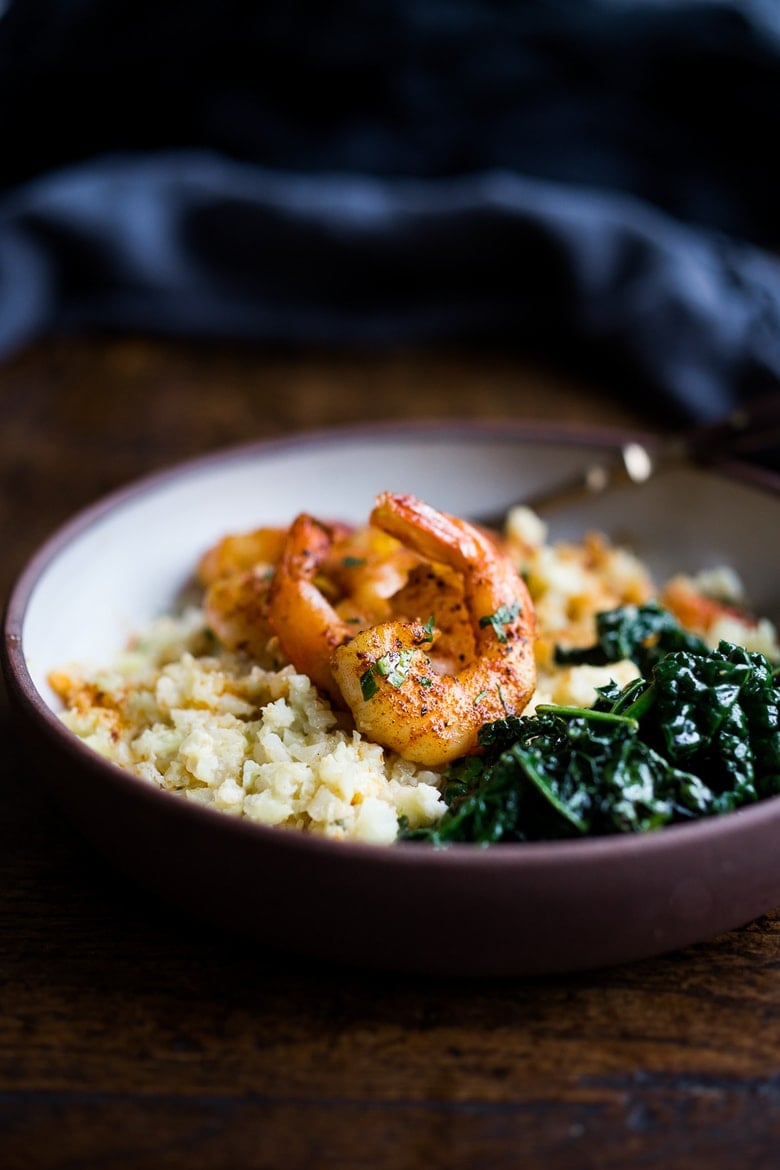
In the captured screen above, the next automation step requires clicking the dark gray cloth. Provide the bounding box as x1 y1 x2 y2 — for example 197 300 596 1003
1 0 779 435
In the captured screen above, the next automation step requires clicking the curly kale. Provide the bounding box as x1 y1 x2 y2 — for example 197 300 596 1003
553 600 708 674
401 605 779 845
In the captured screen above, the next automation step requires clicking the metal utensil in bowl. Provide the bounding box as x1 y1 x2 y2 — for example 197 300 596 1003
474 394 780 528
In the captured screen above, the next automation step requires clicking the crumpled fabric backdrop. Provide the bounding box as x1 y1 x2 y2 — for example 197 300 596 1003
1 0 779 435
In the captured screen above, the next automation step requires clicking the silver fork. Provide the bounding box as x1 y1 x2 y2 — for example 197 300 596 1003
474 394 780 529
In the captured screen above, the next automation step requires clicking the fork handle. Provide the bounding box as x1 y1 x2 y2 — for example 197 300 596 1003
688 393 780 471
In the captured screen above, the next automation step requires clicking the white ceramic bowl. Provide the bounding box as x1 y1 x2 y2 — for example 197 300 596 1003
4 420 779 976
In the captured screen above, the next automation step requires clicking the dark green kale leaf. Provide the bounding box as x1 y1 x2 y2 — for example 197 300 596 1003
403 705 716 844
652 641 780 810
722 643 780 794
401 605 780 846
554 601 708 675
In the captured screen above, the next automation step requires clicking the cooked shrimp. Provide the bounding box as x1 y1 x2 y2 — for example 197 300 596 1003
324 524 419 627
203 566 276 659
660 574 757 637
197 527 288 586
389 561 475 675
199 525 289 659
331 492 536 765
265 513 424 692
266 514 357 697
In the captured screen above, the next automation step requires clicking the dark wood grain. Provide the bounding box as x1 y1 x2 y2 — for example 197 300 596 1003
2 337 779 1170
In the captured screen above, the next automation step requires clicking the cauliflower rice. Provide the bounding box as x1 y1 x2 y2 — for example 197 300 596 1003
50 506 779 845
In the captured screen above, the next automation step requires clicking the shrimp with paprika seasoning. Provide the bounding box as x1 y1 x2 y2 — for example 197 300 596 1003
331 492 536 765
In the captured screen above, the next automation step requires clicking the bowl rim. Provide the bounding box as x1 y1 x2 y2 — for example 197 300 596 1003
4 415 780 872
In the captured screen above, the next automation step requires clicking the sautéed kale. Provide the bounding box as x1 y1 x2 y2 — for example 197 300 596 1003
401 605 780 845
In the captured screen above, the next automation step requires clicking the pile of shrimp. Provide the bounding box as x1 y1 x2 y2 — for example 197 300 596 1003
198 492 536 767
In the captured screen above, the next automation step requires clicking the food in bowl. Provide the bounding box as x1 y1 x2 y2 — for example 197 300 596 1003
49 492 779 846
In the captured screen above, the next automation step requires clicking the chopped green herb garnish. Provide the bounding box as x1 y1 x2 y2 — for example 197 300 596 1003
418 615 436 643
479 600 521 643
384 648 416 687
341 556 367 567
363 648 418 696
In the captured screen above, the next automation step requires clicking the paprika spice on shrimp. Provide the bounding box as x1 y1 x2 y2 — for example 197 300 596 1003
330 493 536 765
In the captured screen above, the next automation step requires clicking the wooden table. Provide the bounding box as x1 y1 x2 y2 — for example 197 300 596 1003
3 337 779 1169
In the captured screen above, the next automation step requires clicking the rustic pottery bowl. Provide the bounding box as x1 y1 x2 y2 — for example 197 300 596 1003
3 420 779 976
